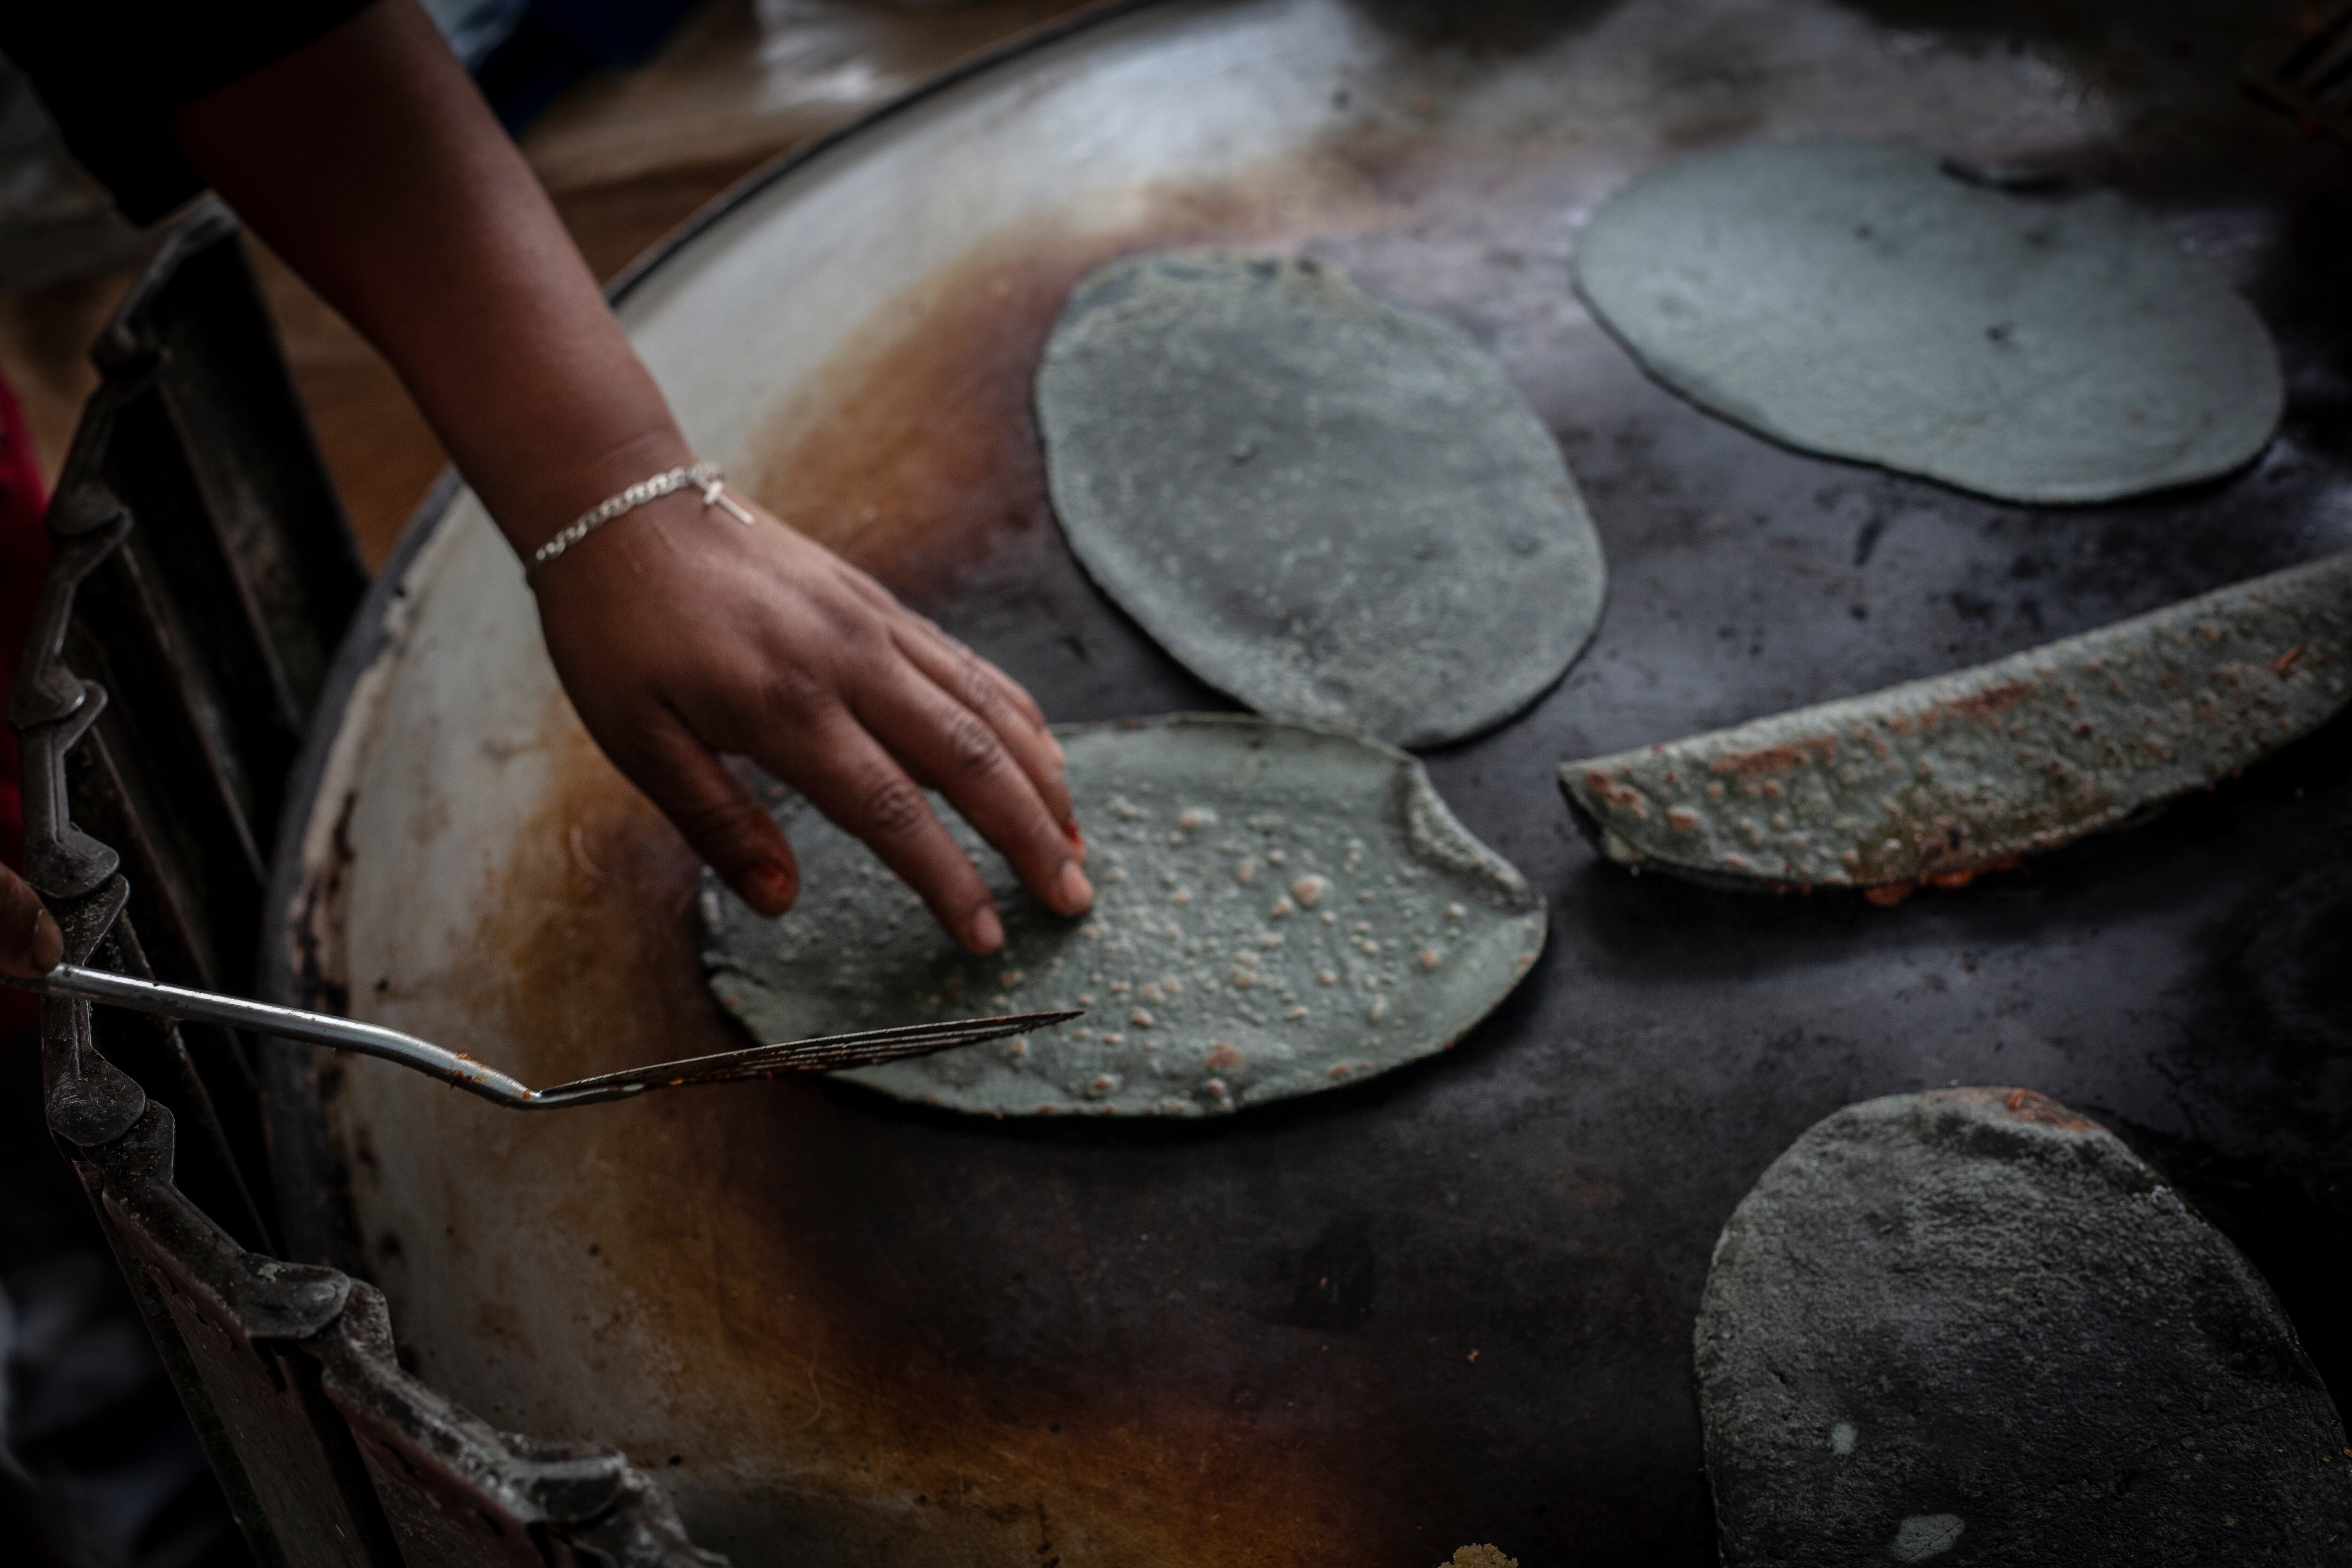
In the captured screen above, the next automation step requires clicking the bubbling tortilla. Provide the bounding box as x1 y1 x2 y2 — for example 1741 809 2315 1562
1573 139 2282 503
1036 252 1607 749
700 715 1547 1117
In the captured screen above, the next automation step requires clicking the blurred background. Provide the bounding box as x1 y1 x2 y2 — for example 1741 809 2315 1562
0 0 1097 571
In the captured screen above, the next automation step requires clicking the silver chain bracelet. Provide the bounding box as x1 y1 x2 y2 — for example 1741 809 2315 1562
524 462 757 582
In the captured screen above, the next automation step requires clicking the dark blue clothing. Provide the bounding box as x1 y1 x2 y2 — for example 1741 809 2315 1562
0 1 371 223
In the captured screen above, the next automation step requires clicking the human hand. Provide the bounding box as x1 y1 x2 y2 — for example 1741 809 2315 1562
1 861 63 980
530 491 1090 955
165 0 1084 955
167 0 1086 959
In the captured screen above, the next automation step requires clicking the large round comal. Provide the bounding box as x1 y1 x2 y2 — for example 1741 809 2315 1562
263 4 2352 1566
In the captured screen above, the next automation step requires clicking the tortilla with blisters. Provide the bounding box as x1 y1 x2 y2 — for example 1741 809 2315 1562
1573 140 2282 503
701 715 1547 1116
1036 252 1606 748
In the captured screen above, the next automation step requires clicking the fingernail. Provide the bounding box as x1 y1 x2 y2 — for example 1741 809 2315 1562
969 904 1005 953
1064 820 1087 860
740 860 795 915
30 907 61 973
1057 860 1094 915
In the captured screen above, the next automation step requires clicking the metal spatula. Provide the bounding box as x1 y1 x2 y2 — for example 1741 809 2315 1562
8 963 1078 1111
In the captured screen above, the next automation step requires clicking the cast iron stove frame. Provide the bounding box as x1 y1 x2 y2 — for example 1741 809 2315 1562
11 203 722 1568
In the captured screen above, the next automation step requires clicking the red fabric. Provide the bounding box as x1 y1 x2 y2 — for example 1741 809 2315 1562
1 367 55 1040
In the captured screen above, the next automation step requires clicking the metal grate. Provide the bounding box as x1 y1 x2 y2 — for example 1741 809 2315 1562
2244 3 2352 145
11 202 726 1568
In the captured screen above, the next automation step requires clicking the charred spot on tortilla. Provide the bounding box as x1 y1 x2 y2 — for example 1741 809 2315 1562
1573 139 2282 503
1559 550 2352 895
701 715 1547 1117
1035 251 1606 750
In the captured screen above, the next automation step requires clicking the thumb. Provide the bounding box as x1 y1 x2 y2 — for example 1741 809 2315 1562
2 864 63 979
606 711 801 916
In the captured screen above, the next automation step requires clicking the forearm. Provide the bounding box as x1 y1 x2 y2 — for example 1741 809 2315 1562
170 0 685 555
161 0 1088 949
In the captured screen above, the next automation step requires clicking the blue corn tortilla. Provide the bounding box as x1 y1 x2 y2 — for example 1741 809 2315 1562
701 715 1547 1116
1037 251 1606 749
1575 139 2281 503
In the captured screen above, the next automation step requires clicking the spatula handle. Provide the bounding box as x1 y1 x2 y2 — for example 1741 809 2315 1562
6 963 536 1105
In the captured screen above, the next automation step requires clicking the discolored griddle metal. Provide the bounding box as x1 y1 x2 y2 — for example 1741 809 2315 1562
272 2 2352 1563
770 20 2352 1566
848 358 2352 1550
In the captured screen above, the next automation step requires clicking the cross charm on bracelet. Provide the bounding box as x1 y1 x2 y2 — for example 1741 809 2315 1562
703 474 757 525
